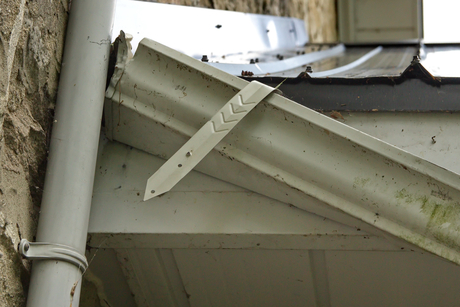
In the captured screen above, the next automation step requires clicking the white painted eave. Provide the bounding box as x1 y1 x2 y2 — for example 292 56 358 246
104 35 460 264
89 137 397 251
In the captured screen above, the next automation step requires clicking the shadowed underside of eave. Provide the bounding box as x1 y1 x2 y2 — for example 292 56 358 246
89 138 401 251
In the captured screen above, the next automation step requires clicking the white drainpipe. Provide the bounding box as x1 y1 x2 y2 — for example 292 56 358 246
21 0 116 306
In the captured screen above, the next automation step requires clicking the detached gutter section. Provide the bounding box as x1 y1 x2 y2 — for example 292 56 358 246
22 1 115 306
107 37 460 265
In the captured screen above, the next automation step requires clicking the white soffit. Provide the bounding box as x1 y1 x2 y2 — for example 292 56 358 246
88 137 398 251
105 34 460 265
94 248 460 307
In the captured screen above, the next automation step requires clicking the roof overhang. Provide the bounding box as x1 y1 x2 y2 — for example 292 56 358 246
101 33 460 265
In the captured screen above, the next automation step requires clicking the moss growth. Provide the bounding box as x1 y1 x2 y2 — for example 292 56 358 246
353 177 371 189
395 188 460 251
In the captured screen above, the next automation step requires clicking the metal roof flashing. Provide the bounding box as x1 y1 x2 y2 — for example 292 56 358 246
104 33 460 265
113 0 309 57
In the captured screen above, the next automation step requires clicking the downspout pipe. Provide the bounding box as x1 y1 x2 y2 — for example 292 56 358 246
25 0 115 306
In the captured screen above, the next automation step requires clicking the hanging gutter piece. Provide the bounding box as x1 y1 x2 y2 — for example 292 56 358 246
106 37 460 265
144 81 277 200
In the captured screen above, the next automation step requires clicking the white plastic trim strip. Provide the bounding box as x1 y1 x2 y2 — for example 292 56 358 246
310 46 382 77
114 0 308 56
144 81 277 201
208 44 346 76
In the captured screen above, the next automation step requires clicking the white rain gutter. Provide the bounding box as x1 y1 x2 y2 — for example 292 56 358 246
106 37 460 265
21 1 116 306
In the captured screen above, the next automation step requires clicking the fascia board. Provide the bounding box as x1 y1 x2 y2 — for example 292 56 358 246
106 36 460 264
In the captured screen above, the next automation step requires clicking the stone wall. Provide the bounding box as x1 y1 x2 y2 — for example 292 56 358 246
0 0 68 306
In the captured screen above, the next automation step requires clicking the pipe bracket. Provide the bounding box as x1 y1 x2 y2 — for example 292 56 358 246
19 239 88 272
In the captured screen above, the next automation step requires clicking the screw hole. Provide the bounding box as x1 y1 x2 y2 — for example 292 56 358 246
178 164 182 167
151 190 155 194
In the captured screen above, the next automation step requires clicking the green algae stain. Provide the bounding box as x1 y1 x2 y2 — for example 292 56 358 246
433 232 458 251
395 188 415 204
420 196 460 227
353 177 371 189
394 188 460 251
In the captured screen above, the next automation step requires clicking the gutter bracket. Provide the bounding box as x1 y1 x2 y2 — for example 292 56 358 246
19 239 88 272
144 80 276 201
